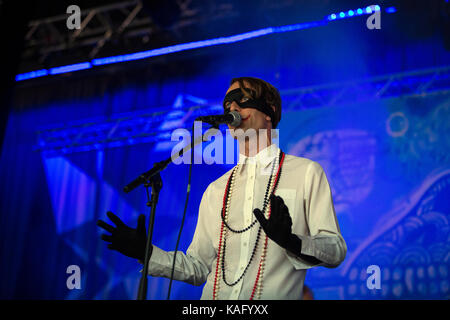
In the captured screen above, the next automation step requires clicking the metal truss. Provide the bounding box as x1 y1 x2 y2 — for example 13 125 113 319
34 65 450 156
25 1 149 62
34 94 223 156
22 0 233 63
280 65 450 111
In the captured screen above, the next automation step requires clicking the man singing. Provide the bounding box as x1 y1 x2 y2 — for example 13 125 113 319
97 77 347 300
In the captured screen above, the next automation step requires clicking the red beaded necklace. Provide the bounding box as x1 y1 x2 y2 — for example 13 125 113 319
213 150 285 300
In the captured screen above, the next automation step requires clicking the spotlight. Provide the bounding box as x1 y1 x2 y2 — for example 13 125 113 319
386 7 396 13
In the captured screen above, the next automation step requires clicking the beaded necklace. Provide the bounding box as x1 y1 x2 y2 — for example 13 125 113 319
213 150 285 300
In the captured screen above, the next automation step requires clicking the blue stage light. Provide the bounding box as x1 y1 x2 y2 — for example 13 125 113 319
348 10 354 16
356 8 363 15
386 7 396 13
339 12 345 18
272 21 325 33
49 62 91 75
92 28 274 66
15 69 48 81
366 6 373 14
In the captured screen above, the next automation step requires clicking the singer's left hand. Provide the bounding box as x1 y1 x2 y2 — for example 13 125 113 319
253 194 294 249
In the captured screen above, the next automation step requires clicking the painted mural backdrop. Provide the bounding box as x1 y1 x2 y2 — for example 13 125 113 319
283 95 450 299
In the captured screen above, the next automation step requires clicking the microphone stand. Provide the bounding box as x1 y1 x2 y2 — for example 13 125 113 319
137 173 162 300
123 121 220 194
125 121 219 300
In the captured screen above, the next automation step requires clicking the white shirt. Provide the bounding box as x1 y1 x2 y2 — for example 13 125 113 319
145 144 347 299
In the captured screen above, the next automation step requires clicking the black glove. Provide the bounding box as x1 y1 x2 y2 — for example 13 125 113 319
97 211 150 261
253 194 302 256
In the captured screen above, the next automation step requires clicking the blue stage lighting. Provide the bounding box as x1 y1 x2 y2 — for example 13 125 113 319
386 7 396 13
15 69 48 81
92 28 274 66
356 8 363 15
348 10 354 16
49 62 91 75
339 12 345 18
272 21 325 33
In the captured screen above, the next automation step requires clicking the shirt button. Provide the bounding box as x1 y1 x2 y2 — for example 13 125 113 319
248 196 252 200
243 242 247 246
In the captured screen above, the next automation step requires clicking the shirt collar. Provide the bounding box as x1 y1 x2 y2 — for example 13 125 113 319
238 143 279 172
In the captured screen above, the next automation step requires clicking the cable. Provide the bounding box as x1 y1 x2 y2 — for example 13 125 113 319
166 123 195 300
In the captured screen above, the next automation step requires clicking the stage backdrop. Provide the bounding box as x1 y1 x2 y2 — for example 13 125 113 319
1 73 448 299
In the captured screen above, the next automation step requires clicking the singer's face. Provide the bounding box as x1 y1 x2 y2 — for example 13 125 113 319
224 81 273 133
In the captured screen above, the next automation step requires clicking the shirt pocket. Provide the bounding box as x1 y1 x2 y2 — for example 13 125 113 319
275 188 297 216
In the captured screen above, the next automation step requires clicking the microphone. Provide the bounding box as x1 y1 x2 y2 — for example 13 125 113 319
196 110 242 127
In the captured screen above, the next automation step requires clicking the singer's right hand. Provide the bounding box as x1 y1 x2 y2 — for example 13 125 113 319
97 211 150 261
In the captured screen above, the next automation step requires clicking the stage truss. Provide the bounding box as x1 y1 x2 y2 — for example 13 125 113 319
34 65 450 156
21 0 295 66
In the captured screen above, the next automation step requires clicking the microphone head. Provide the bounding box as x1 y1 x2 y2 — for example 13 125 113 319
228 110 242 127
